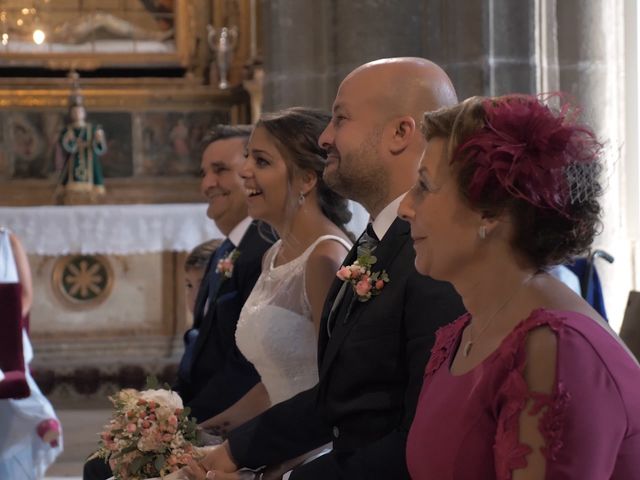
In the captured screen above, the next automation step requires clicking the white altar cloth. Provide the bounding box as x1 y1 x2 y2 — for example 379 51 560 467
0 201 369 256
0 204 221 255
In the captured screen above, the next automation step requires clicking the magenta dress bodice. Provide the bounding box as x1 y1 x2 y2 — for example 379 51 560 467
406 309 640 479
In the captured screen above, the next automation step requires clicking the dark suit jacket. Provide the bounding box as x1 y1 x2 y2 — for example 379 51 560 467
174 221 273 422
228 218 465 478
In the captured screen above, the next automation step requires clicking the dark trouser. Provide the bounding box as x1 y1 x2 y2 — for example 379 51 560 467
83 456 112 480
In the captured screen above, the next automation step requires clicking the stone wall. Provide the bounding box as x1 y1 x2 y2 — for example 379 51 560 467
260 0 537 111
258 0 634 329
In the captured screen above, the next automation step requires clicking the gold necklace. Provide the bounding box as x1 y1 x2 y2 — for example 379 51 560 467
463 275 534 357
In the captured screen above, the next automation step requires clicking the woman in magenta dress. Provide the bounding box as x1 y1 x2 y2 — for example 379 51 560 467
399 94 640 479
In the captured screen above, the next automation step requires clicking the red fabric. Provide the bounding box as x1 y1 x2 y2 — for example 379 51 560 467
455 95 602 218
406 309 640 479
0 370 30 399
0 282 29 399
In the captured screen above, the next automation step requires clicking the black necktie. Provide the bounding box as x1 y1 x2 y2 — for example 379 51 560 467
327 223 379 336
357 222 379 255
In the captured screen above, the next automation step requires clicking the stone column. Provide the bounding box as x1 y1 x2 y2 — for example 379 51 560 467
555 0 628 329
260 0 334 111
261 0 538 109
422 0 536 100
261 0 427 111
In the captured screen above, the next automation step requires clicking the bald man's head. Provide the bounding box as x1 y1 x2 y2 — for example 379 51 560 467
343 57 458 124
318 57 458 217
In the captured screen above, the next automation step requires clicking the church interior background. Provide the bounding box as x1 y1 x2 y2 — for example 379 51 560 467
1 0 639 477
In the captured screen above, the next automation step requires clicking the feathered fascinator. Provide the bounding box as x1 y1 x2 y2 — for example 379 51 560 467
455 95 602 217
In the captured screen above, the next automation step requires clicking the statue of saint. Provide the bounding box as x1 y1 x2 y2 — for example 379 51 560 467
57 87 108 204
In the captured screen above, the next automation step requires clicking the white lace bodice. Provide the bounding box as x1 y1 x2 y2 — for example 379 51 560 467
235 234 351 405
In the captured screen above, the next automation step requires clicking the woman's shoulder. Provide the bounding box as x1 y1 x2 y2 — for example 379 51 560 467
503 308 640 397
501 308 607 359
307 234 351 260
304 235 351 276
507 308 619 349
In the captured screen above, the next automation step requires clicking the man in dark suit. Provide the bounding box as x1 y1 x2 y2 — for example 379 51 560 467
83 125 273 480
197 58 466 479
175 125 274 421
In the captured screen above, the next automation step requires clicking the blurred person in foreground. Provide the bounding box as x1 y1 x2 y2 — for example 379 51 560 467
0 228 63 479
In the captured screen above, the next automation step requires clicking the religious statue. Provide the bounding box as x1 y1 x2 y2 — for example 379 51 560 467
56 74 108 204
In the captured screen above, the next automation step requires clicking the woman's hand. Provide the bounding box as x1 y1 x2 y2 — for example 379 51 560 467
184 459 256 480
200 441 238 473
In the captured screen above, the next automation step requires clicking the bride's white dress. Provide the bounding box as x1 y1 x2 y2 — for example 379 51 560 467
236 235 351 405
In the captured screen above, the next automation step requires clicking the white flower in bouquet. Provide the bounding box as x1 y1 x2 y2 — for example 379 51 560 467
139 389 183 411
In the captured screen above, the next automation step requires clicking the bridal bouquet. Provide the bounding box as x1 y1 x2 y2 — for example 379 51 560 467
92 386 199 480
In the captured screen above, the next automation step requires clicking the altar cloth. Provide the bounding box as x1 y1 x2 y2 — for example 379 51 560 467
0 204 221 255
0 201 369 255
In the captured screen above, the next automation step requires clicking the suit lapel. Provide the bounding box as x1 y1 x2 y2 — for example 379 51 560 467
319 218 411 378
191 256 225 365
318 241 360 361
192 256 215 330
190 222 271 368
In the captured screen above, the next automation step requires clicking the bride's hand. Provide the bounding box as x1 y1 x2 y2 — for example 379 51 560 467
184 459 255 480
201 441 238 473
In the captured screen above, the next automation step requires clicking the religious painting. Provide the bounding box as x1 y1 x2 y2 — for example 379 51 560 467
138 110 229 176
1 110 133 180
0 0 194 69
7 111 62 179
90 112 134 178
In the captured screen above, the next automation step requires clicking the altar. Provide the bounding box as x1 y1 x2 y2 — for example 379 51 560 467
0 203 222 400
1 202 369 400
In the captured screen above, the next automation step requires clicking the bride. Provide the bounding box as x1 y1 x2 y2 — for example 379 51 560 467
197 108 352 463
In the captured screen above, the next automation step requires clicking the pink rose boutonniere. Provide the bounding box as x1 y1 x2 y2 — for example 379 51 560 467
215 249 240 279
336 249 389 302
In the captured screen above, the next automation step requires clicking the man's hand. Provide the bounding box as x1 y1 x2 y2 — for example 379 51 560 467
201 441 239 473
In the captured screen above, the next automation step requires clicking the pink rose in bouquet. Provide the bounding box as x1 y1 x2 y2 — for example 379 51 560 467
91 387 198 479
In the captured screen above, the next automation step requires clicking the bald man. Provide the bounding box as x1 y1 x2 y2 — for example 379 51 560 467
198 58 465 479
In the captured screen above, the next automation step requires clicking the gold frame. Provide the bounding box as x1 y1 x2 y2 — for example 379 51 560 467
0 80 250 206
0 0 201 71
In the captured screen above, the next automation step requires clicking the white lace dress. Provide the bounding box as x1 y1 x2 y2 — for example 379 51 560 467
236 235 351 405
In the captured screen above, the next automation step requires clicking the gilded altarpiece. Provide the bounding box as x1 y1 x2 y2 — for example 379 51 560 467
0 0 262 399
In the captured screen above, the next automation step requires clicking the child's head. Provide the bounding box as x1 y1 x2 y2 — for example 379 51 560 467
184 239 222 314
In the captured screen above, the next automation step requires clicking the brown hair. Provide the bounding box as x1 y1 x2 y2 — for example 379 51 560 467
257 107 353 239
184 239 222 272
422 95 603 268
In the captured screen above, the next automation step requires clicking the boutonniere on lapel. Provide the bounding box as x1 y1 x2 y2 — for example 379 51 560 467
216 249 240 279
336 249 389 302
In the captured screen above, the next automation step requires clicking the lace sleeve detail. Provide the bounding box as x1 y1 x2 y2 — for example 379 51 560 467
493 309 570 479
423 314 469 379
